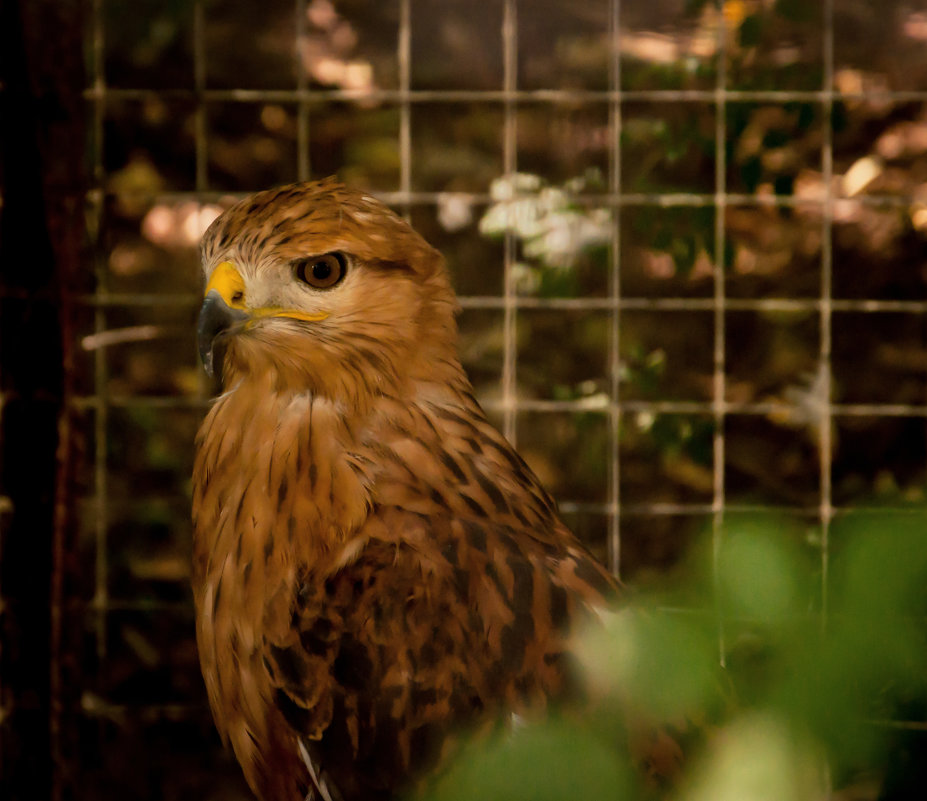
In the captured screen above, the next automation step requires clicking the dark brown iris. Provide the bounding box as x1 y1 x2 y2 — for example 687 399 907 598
294 252 347 289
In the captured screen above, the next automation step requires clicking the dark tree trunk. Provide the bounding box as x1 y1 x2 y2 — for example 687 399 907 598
0 0 86 799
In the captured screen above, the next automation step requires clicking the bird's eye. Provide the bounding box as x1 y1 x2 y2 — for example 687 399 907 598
294 252 347 289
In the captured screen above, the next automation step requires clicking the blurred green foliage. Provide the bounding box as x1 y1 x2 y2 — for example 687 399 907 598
419 509 927 800
423 719 634 801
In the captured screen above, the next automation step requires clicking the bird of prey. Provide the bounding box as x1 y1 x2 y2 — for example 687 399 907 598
192 178 623 801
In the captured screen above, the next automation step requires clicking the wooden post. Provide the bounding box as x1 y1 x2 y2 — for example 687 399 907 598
0 0 86 798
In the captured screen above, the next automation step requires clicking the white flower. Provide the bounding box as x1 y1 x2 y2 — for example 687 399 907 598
436 193 474 232
488 173 543 202
510 262 542 294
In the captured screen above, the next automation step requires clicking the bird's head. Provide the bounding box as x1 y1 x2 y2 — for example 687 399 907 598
198 178 462 404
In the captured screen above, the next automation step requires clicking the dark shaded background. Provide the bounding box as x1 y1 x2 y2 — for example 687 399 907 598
2 1 927 799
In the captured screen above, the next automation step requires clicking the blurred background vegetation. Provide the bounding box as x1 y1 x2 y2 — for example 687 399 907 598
2 0 927 799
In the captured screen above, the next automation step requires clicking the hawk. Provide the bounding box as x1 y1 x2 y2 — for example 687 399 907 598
192 178 623 801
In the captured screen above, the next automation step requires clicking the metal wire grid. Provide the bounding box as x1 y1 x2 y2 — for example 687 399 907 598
76 0 927 725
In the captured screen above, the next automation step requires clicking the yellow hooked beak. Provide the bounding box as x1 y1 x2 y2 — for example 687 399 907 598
197 261 329 376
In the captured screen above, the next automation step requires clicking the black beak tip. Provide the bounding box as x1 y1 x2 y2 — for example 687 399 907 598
197 291 247 381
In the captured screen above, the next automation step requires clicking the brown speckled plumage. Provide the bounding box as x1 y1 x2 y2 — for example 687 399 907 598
192 178 622 801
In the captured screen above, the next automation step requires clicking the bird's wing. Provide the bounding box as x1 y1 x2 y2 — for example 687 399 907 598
262 506 619 801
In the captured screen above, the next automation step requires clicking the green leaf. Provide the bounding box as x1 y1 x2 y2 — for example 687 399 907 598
421 719 633 801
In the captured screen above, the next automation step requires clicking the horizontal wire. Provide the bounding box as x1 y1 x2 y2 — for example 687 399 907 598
69 393 927 418
75 293 927 313
79 188 926 208
85 86 927 104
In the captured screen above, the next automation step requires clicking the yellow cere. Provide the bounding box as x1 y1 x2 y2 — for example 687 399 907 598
206 261 329 323
205 262 247 309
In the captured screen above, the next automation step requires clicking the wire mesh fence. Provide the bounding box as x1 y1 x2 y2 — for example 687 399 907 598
4 0 927 798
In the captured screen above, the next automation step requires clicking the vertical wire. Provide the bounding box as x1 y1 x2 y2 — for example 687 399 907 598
712 0 728 666
607 0 623 578
501 0 518 445
399 0 412 218
193 1 207 193
819 0 835 625
193 3 212 397
296 0 311 181
91 0 109 664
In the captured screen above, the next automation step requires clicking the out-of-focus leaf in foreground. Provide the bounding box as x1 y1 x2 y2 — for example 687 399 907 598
422 717 633 801
576 607 719 723
682 713 827 801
